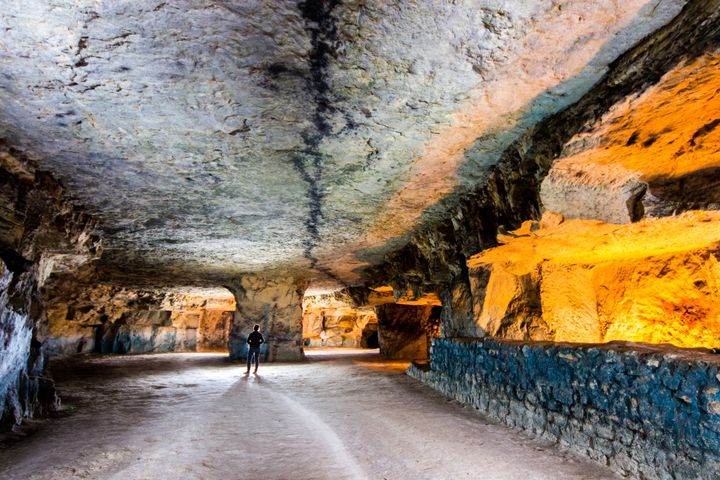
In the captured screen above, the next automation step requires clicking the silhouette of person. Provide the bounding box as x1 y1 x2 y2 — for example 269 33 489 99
246 324 264 374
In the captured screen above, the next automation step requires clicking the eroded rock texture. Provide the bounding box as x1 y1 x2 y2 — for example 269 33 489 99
44 286 235 355
465 212 720 347
227 275 307 362
541 52 720 223
302 291 377 347
365 0 720 335
0 150 99 429
0 0 685 284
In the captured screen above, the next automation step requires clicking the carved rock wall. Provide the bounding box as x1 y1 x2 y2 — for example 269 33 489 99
364 1 720 335
0 149 99 430
465 212 720 347
376 304 440 360
43 286 235 356
302 291 378 348
227 275 307 362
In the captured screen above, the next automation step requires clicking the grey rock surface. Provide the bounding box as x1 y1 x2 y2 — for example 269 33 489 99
0 0 685 284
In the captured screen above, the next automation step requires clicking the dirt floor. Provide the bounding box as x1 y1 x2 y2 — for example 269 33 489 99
0 348 619 480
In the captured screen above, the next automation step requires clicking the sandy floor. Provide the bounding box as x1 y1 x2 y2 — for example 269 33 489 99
0 349 618 480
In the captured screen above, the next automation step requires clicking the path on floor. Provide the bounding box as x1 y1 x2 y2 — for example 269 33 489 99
0 349 618 480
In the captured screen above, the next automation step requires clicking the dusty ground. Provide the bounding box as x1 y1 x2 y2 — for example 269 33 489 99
0 349 618 480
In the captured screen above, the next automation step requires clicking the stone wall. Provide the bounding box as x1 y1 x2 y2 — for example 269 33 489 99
409 337 720 479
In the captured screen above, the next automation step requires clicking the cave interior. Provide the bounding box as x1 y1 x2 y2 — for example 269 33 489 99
1 1 720 479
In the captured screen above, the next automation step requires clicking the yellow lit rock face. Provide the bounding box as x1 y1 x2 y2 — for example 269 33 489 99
467 211 720 348
541 53 720 223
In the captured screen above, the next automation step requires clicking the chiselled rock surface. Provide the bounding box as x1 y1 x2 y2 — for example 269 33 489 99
0 0 685 284
0 154 99 429
44 286 235 355
465 211 720 348
410 338 720 480
363 0 720 309
302 291 377 347
541 52 720 223
227 275 307 362
376 303 440 360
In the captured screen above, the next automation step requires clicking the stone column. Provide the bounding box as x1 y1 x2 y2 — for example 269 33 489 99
226 275 308 362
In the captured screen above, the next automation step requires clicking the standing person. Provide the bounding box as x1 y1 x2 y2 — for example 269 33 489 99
246 324 264 374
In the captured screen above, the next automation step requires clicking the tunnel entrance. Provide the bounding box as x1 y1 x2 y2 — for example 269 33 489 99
301 290 379 349
361 326 379 349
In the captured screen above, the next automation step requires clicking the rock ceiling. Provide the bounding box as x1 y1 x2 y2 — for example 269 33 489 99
0 0 687 285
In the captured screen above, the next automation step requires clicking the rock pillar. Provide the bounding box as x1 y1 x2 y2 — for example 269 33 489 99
226 275 307 362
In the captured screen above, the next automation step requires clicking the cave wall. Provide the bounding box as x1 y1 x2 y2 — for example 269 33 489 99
363 0 720 336
389 3 720 478
43 286 235 356
466 212 720 347
302 291 378 348
0 149 100 429
227 275 307 362
409 338 720 480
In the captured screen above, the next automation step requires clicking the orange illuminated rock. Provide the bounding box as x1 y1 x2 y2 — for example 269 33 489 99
542 53 720 223
467 211 720 348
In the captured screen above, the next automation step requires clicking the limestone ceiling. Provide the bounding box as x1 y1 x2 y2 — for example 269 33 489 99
0 0 686 284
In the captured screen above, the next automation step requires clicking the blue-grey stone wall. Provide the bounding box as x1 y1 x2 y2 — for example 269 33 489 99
408 337 720 479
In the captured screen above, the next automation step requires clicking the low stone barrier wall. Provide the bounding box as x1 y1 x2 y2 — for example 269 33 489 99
408 338 720 479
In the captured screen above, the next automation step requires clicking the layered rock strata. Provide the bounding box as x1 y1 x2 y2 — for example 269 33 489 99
0 149 99 429
409 338 720 479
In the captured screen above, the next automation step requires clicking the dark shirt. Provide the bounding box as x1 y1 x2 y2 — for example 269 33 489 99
247 331 264 348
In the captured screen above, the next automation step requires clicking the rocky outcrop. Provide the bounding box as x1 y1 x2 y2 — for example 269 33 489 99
464 211 720 348
541 52 720 223
227 275 308 362
410 338 720 480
